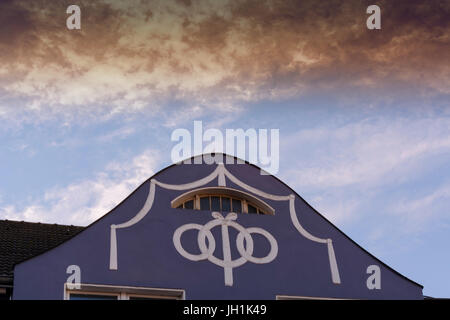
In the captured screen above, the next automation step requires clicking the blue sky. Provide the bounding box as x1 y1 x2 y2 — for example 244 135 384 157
0 0 449 298
1 97 449 297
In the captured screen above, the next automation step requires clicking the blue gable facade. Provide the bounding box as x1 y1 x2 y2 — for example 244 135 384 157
13 154 423 299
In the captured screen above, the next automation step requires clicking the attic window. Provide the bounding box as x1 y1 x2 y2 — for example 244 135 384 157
172 187 275 215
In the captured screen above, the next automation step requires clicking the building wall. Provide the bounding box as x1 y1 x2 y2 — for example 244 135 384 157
13 156 423 299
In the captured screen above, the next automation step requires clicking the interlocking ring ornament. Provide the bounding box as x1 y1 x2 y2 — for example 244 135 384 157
173 212 278 286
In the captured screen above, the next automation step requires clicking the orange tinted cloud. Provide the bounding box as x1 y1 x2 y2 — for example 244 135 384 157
0 0 448 116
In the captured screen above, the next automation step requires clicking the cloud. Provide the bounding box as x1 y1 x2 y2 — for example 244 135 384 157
284 116 450 190
96 126 137 143
0 0 448 123
161 103 244 128
304 193 362 225
280 115 450 231
391 185 450 233
0 150 160 226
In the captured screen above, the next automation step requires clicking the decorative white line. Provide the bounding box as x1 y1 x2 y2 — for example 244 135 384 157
108 163 341 285
154 165 222 191
288 195 327 244
173 212 278 286
222 167 290 201
110 166 222 270
218 167 226 187
327 239 341 284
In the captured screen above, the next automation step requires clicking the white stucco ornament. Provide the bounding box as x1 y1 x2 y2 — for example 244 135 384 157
173 211 278 286
110 162 340 286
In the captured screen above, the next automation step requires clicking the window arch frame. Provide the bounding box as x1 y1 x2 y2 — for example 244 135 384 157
171 187 275 215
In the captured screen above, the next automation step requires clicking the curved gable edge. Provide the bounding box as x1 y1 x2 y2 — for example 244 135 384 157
13 153 423 293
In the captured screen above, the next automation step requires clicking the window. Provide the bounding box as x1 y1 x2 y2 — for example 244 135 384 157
195 195 245 213
275 295 346 300
247 204 258 214
69 293 118 300
64 283 185 300
184 199 194 210
232 198 242 213
171 187 275 215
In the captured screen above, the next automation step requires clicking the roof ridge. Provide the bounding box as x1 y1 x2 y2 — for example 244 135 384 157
0 219 84 228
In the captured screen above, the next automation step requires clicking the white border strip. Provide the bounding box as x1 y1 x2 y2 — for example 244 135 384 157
64 283 185 300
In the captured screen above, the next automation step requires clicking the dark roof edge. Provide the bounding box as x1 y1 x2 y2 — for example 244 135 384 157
0 276 13 287
225 154 424 290
12 157 185 268
0 219 84 228
10 222 84 268
13 153 424 290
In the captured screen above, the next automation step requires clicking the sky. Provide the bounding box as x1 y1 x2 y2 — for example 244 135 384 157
0 0 449 297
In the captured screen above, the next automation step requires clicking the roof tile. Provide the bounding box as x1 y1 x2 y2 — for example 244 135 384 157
0 220 84 278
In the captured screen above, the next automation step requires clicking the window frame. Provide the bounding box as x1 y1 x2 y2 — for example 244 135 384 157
171 187 275 215
64 283 185 300
275 295 348 300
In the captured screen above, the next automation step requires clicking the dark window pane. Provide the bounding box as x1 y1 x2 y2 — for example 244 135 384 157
184 200 194 209
129 296 164 300
211 196 220 211
69 294 117 300
248 204 258 214
232 199 242 213
200 196 210 210
176 204 183 209
221 197 231 212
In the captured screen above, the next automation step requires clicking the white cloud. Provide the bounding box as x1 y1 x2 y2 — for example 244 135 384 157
284 117 450 190
395 187 450 214
0 150 160 226
281 115 450 230
304 194 361 225
158 103 244 129
391 185 450 233
96 126 137 143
